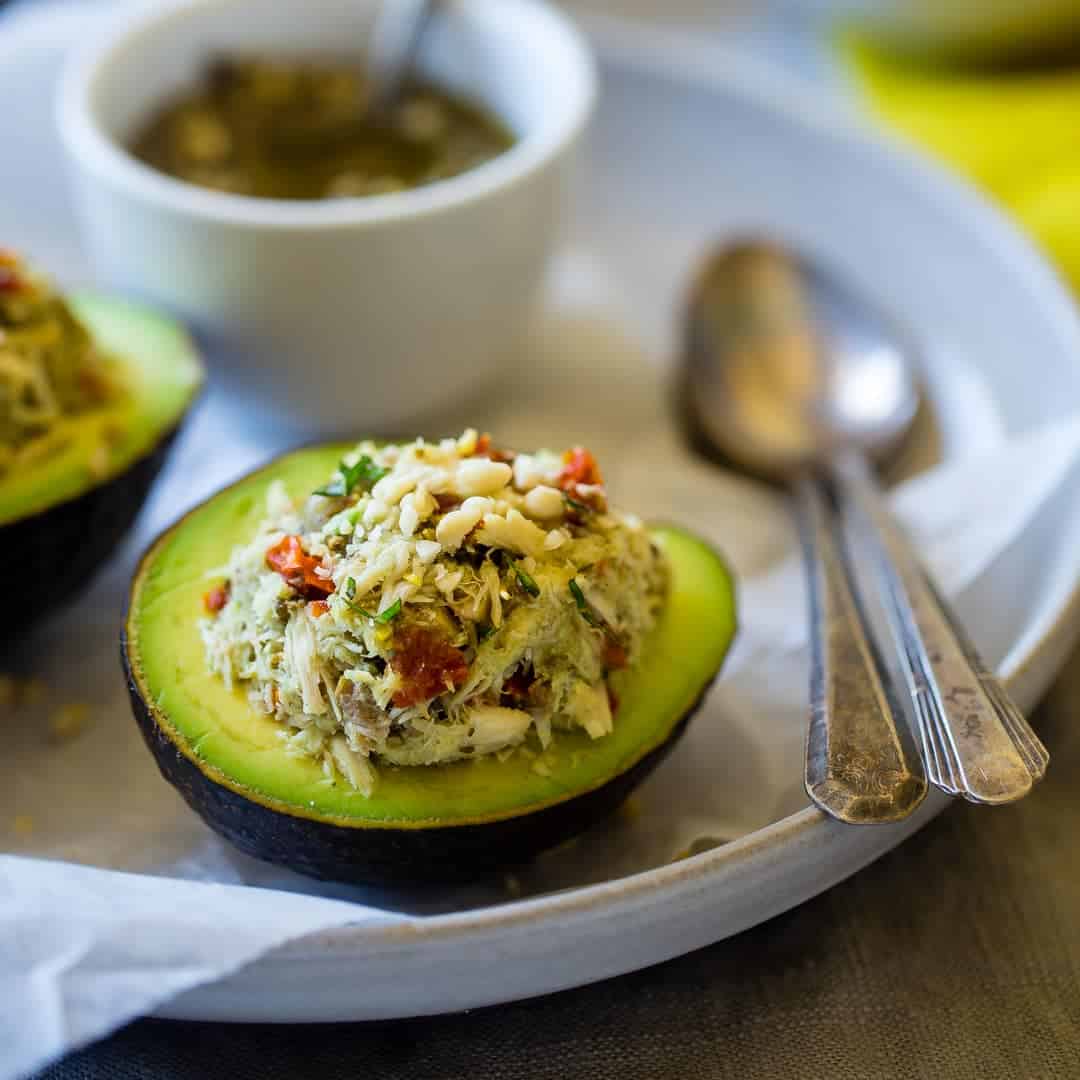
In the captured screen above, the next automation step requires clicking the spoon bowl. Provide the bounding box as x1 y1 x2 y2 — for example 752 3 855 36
682 241 920 482
366 0 440 119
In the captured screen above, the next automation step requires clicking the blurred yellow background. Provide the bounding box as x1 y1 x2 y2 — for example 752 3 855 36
843 24 1080 297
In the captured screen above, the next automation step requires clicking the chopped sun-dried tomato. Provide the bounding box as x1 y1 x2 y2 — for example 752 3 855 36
203 582 231 614
501 666 534 703
308 600 330 618
607 682 620 717
471 432 515 464
603 640 629 671
558 447 603 490
0 250 25 292
266 535 334 599
390 625 469 708
78 368 109 403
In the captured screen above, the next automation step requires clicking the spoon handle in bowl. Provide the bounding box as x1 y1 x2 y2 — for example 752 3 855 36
367 0 440 115
795 471 927 824
831 453 1048 804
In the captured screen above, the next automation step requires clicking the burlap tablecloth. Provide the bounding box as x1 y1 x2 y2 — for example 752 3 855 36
33 650 1080 1079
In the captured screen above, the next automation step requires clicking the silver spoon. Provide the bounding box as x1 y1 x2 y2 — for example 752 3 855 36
366 0 440 119
681 240 1047 818
681 242 926 824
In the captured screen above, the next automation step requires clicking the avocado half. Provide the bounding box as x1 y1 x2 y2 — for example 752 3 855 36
122 446 737 884
1 294 203 635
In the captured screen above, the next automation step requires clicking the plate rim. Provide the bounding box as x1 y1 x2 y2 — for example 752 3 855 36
5 4 1080 1016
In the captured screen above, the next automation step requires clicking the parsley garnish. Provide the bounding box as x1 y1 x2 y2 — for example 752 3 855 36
477 625 495 643
314 455 388 498
511 561 540 598
347 596 403 624
563 492 591 514
568 579 626 652
375 599 403 623
569 578 604 629
342 575 401 624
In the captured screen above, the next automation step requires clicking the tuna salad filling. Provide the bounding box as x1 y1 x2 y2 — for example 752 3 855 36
0 251 122 472
202 431 668 795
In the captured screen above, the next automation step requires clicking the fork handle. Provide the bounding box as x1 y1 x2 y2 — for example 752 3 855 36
831 452 1048 804
795 471 927 824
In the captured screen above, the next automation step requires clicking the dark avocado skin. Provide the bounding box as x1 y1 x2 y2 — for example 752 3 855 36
1 425 185 646
123 631 713 885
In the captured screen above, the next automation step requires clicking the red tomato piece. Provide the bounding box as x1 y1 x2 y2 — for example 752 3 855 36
501 667 534 702
603 640 628 671
558 447 603 490
390 626 470 708
471 432 515 463
265 535 334 598
203 582 231 614
0 249 25 292
607 682 620 717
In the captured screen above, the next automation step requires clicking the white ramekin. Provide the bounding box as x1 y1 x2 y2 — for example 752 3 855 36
57 0 596 434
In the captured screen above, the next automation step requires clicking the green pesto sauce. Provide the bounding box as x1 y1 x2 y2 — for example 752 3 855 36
130 56 516 201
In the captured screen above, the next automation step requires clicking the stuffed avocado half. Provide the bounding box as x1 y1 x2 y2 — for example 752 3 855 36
0 252 203 633
123 435 736 884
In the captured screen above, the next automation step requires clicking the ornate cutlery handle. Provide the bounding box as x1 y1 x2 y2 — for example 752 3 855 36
796 471 927 824
832 453 1047 804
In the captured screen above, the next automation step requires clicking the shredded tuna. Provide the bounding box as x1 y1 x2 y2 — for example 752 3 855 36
201 431 668 794
0 251 124 470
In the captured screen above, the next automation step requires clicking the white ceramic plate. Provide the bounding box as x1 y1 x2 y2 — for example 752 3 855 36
4 8 1080 1023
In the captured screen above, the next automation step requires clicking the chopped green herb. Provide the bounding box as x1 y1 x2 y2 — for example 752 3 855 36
377 599 403 624
568 578 625 647
563 492 591 514
314 455 388 498
313 478 348 498
348 596 402 624
569 578 603 629
511 561 540 598
477 625 495 643
344 577 357 601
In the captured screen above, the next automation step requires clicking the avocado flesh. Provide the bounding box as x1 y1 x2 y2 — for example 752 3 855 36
125 446 735 881
0 292 203 526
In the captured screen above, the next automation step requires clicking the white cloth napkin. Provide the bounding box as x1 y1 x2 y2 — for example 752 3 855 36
3 244 1080 1077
